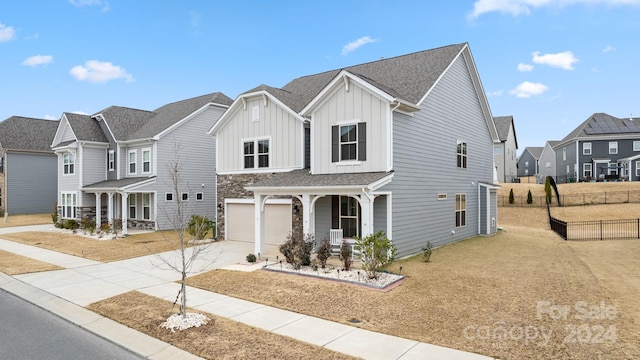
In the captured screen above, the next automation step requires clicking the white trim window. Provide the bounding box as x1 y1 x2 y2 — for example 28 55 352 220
181 192 189 201
61 192 77 219
165 192 174 202
609 141 618 155
129 195 137 219
457 141 467 169
142 193 150 220
108 150 115 171
563 148 566 161
609 162 618 176
636 161 640 177
634 141 640 152
331 122 366 163
583 142 592 155
243 138 270 169
63 152 75 175
583 163 592 178
196 192 203 201
455 193 466 227
142 148 151 174
128 150 137 175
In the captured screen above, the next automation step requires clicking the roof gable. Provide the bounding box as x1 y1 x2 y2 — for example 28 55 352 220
494 116 518 148
0 116 59 152
60 112 108 144
524 146 544 159
560 113 640 144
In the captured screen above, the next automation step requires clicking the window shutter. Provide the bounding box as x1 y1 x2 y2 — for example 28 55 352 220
331 125 339 162
331 195 339 229
358 122 366 161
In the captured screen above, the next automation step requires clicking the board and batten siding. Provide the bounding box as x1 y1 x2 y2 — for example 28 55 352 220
311 81 389 174
217 97 304 172
382 53 494 257
139 105 224 230
6 152 57 214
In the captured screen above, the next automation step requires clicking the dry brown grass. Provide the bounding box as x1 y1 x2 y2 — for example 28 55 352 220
0 231 193 262
0 249 63 274
87 291 358 360
0 213 52 228
185 208 640 360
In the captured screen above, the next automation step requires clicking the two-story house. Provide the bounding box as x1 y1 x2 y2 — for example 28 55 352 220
210 43 500 258
51 92 232 234
537 140 560 183
0 116 59 215
517 146 543 179
554 113 640 183
493 115 518 183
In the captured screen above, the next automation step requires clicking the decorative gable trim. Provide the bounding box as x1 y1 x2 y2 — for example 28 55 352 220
51 114 77 149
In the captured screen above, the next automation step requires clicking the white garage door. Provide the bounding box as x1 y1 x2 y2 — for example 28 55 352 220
226 202 292 246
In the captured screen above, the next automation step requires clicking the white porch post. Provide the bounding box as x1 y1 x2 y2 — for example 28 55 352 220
301 194 311 235
107 192 114 223
94 193 101 229
121 192 128 235
254 193 265 256
360 193 374 237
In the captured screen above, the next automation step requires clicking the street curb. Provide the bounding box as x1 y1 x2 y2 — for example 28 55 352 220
0 272 204 360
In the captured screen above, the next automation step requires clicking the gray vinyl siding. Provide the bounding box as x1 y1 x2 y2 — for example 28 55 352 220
373 195 387 234
577 138 640 180
97 120 118 181
314 196 332 242
58 152 79 193
480 189 487 234
538 143 556 180
381 54 494 257
6 152 57 214
60 120 76 142
140 105 224 230
490 190 497 233
555 141 577 183
517 151 537 177
82 146 107 186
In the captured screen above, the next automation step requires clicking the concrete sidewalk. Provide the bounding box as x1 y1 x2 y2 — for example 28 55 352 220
0 232 493 360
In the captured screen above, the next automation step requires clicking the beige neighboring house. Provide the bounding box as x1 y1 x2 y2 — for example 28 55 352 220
493 116 518 183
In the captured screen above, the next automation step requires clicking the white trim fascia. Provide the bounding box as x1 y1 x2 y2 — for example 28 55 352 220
310 113 316 173
417 47 461 106
387 106 393 172
152 142 158 177
300 70 395 116
225 198 291 205
618 153 640 161
52 142 78 152
83 177 157 193
77 145 83 189
246 184 376 194
117 138 155 146
155 102 227 140
216 167 299 176
51 114 75 148
368 173 394 191
300 122 307 170
79 141 109 149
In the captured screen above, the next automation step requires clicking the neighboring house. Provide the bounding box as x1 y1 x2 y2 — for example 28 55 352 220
517 147 543 178
0 116 59 215
554 113 640 183
210 43 500 258
537 140 560 183
493 115 518 183
50 92 232 234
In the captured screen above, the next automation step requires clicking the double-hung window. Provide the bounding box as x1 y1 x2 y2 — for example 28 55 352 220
243 139 269 169
129 195 136 219
61 192 77 219
457 141 467 169
609 142 618 155
128 150 137 175
636 161 640 177
331 122 366 162
583 143 592 155
142 149 151 173
634 141 640 152
583 163 592 178
63 152 75 175
142 194 150 220
108 150 115 171
455 194 466 227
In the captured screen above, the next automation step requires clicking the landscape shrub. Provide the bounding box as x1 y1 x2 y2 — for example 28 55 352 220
51 203 59 225
187 214 212 240
355 230 397 279
63 219 79 230
421 241 433 262
509 188 515 204
246 253 257 263
544 176 552 203
80 217 96 235
527 189 533 204
315 238 331 269
279 232 315 269
340 240 353 271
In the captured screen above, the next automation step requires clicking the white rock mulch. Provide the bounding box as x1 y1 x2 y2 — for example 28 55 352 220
159 313 210 332
262 262 404 289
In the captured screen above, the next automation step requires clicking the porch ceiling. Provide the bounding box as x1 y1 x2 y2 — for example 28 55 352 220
245 169 392 194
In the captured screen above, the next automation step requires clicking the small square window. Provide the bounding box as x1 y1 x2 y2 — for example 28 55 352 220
437 193 447 200
181 193 189 201
196 192 203 201
165 193 174 202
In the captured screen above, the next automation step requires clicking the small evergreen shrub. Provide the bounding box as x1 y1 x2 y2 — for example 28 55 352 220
100 222 111 233
339 240 353 271
421 241 433 262
544 176 552 204
315 238 332 269
246 253 257 263
80 217 96 235
63 219 79 230
355 230 397 279
527 189 533 204
51 203 59 225
111 218 122 238
187 214 212 240
508 188 515 204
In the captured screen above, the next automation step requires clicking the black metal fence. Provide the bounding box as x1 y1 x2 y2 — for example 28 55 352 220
500 190 640 207
550 218 640 241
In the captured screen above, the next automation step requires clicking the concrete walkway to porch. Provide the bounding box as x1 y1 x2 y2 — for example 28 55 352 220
0 226 493 360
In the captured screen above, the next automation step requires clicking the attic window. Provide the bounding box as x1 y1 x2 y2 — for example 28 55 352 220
252 106 259 122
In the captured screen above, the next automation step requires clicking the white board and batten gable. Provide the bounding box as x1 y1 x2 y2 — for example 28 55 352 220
210 90 306 174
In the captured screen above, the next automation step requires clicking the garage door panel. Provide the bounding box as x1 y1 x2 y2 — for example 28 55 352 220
227 204 254 242
226 202 291 246
264 204 292 246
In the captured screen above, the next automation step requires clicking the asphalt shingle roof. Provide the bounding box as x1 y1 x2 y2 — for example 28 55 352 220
525 146 544 159
64 112 109 143
493 116 514 142
95 106 156 141
560 113 640 143
246 169 391 188
277 43 466 112
83 177 155 189
0 116 59 152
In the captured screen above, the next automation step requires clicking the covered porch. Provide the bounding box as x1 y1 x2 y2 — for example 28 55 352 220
81 177 157 235
245 169 394 256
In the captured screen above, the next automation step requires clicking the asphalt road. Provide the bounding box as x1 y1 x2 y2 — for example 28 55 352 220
0 289 143 360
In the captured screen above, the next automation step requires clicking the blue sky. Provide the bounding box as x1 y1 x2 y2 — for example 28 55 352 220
1 0 639 155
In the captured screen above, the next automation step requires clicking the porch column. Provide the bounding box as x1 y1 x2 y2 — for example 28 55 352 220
254 193 265 255
360 193 374 237
107 192 114 223
94 192 101 229
301 194 311 235
121 192 128 235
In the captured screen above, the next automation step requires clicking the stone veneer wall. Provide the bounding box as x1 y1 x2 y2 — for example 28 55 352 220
217 173 303 242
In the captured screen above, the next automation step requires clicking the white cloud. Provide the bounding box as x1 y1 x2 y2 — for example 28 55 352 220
341 36 378 55
487 90 504 97
517 63 534 72
22 55 53 67
602 45 615 53
44 114 58 120
532 51 579 70
71 110 89 115
0 23 15 42
69 0 110 12
509 81 549 98
468 0 640 19
70 60 133 83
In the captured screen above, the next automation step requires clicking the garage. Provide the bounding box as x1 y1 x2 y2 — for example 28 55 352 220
226 199 292 246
